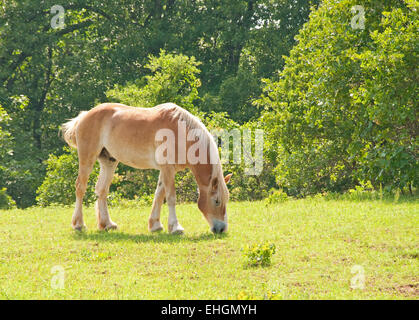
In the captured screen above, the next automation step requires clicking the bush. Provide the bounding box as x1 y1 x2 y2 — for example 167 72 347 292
205 113 277 202
0 188 16 209
242 242 276 267
114 168 159 200
36 148 100 206
265 189 291 205
107 50 201 113
108 192 154 208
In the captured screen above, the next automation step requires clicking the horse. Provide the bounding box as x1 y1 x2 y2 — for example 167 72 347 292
61 102 232 234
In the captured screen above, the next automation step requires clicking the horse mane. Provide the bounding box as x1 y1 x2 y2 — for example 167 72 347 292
156 103 221 176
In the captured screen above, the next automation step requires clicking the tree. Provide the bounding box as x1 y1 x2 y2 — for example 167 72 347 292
0 0 158 206
198 0 320 122
258 0 418 195
0 104 11 161
0 104 16 209
107 50 202 113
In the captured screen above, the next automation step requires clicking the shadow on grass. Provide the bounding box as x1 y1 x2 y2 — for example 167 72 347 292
72 230 227 244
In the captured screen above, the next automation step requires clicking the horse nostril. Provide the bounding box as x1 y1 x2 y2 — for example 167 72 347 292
211 221 227 234
212 225 225 234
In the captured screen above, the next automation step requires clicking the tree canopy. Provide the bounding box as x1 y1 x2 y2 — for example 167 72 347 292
257 0 418 195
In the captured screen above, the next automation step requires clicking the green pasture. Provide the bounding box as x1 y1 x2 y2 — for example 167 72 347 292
0 198 417 299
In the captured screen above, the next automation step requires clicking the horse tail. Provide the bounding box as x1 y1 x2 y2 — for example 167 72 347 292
61 111 88 148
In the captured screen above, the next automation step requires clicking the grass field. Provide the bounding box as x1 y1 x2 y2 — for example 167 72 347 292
0 197 417 299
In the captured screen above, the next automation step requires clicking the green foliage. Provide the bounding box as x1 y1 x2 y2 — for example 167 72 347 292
107 192 154 208
197 0 320 123
0 105 12 160
0 105 12 197
319 182 418 202
0 188 16 209
242 242 276 267
0 97 44 208
257 0 418 196
204 114 277 201
265 189 291 205
36 148 99 206
2 0 416 205
211 52 262 122
107 50 201 113
113 168 159 201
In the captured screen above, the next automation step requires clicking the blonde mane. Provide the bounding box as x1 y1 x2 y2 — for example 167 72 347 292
157 103 222 176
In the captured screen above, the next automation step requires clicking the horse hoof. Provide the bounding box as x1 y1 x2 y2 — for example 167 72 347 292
104 223 118 231
169 224 184 235
150 222 164 233
73 225 86 232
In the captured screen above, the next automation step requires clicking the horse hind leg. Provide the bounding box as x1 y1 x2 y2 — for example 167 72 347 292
95 149 119 231
72 137 102 231
72 158 96 231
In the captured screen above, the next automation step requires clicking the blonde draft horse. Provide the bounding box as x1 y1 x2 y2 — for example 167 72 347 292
61 103 232 234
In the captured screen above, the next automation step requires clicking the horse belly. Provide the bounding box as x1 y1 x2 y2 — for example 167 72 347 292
106 144 158 169
103 126 159 169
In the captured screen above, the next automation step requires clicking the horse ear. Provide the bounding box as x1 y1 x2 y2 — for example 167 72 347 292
224 173 232 184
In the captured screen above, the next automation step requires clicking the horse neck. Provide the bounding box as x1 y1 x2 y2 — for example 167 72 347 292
189 132 222 190
190 163 219 190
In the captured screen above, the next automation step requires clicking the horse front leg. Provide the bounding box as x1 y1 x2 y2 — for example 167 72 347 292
161 167 184 234
148 172 165 232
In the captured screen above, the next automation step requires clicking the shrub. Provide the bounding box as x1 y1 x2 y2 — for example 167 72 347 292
242 242 276 267
36 148 100 206
265 188 291 205
108 192 154 208
107 50 201 113
0 188 16 209
114 168 159 200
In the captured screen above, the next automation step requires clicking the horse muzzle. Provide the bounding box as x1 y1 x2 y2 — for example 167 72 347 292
211 219 227 234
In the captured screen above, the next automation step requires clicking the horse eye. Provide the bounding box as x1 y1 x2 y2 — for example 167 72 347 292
214 199 220 206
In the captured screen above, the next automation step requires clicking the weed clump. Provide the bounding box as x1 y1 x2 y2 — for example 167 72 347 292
242 242 276 267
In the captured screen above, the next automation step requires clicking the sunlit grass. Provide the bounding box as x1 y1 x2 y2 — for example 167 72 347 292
0 197 417 299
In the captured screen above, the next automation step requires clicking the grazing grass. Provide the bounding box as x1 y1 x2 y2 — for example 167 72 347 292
0 197 417 299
